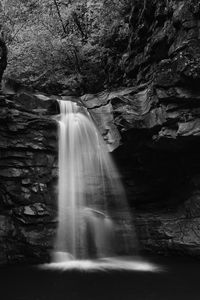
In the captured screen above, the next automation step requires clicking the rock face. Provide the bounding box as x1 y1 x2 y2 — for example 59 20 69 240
0 92 58 264
82 0 200 256
123 0 200 256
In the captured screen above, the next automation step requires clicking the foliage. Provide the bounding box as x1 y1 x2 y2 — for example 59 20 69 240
0 0 131 94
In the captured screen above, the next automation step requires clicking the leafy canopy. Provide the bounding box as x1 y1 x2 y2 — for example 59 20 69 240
0 0 131 94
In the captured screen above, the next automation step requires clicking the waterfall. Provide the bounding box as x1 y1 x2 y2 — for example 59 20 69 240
53 100 136 261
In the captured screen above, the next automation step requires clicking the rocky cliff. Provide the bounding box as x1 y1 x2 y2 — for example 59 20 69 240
82 0 200 256
123 0 200 256
0 92 58 263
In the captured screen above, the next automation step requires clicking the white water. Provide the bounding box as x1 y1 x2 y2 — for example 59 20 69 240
53 100 136 261
44 257 162 273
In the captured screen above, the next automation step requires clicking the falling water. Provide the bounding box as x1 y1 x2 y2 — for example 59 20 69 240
53 100 136 261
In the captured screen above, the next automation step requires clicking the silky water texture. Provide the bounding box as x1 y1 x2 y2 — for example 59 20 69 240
53 100 136 261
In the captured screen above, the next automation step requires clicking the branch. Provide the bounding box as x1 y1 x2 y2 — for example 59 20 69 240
9 23 26 43
62 0 87 41
72 11 87 40
138 0 147 24
53 0 82 74
53 0 67 34
40 19 56 37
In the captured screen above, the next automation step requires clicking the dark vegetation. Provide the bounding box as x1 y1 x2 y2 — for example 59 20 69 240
0 0 132 94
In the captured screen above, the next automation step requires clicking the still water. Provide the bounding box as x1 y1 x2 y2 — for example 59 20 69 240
1 256 200 300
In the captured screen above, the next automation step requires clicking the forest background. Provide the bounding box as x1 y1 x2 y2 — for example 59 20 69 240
0 0 132 95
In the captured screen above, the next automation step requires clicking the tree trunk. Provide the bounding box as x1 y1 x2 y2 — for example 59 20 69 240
0 37 7 83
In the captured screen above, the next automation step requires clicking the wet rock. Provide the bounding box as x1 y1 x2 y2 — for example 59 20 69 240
136 203 200 256
13 92 58 115
13 203 55 223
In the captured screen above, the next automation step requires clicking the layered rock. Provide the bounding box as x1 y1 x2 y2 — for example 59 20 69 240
81 0 200 256
123 0 200 256
0 92 58 264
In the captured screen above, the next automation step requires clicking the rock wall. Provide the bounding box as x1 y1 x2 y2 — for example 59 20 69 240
82 0 200 256
123 0 200 256
0 92 58 264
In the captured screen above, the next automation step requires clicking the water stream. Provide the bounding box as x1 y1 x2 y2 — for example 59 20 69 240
53 100 136 261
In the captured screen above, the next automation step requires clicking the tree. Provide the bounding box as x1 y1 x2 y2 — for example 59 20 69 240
0 0 131 94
